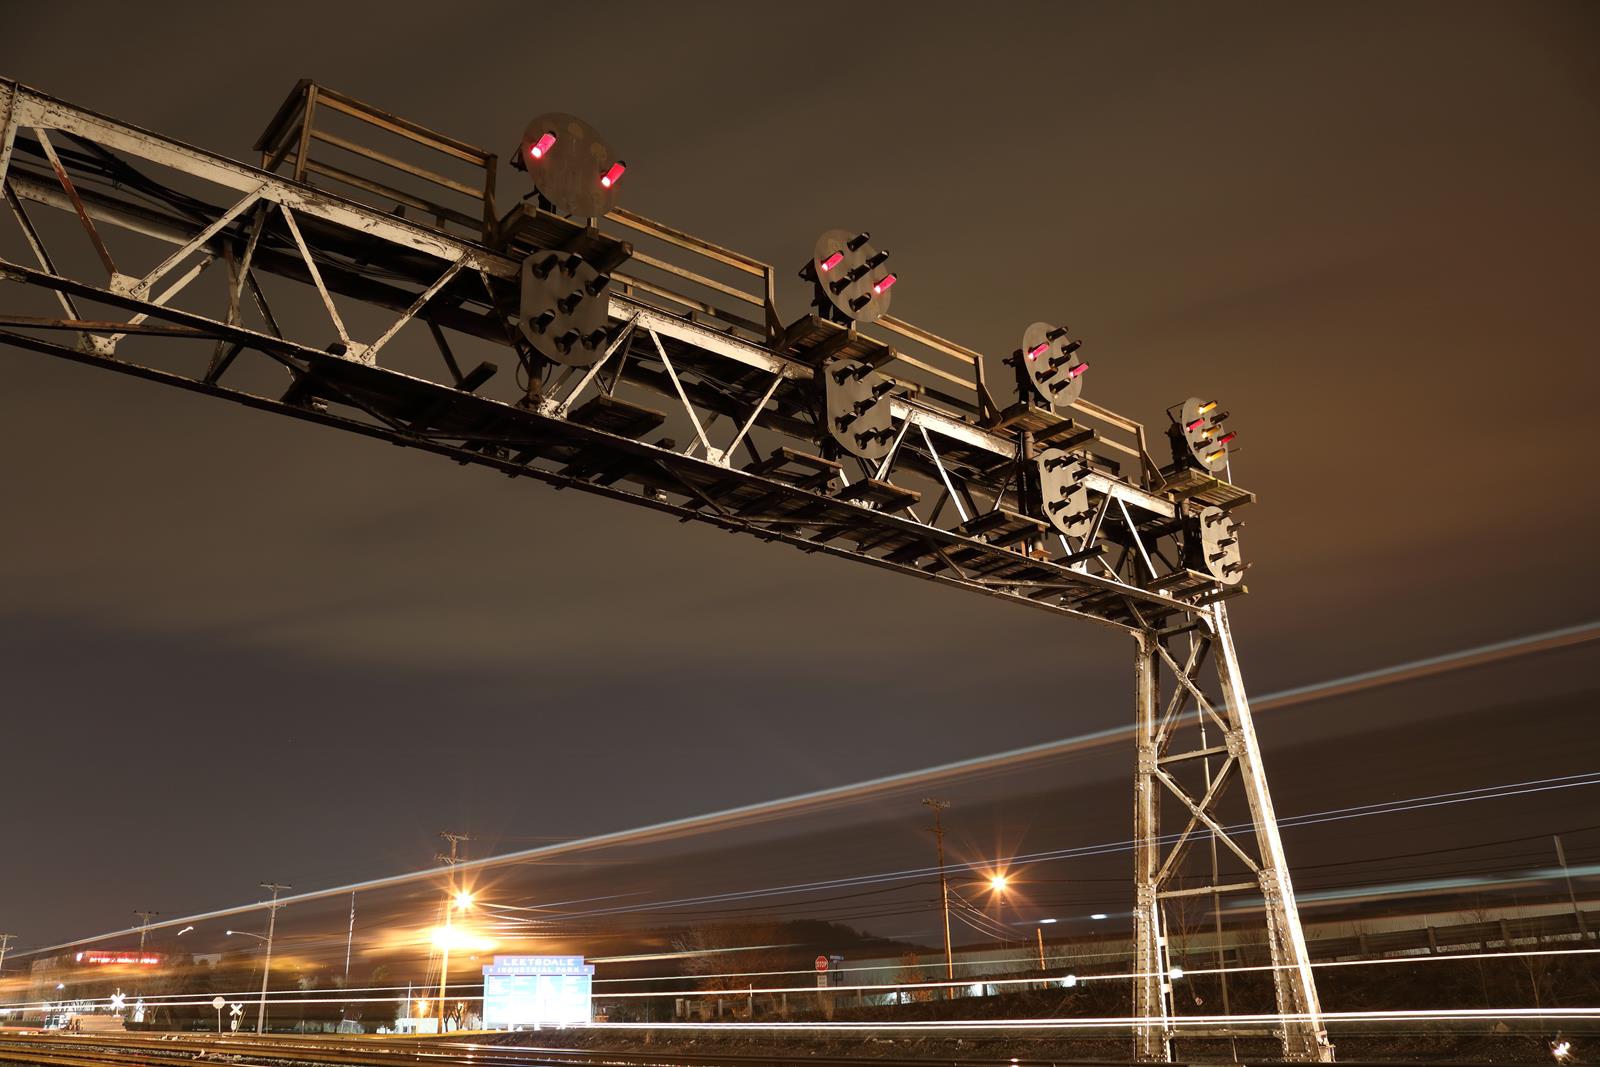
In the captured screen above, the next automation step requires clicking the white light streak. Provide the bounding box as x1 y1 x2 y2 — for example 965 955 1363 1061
7 946 1598 1014
21 620 1593 960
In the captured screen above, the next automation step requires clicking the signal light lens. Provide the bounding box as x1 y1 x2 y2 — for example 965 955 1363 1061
1185 417 1205 432
1217 431 1237 445
529 132 556 160
1068 361 1089 378
600 161 627 189
1198 400 1218 414
1206 449 1226 463
1027 341 1049 362
872 273 897 295
820 251 844 273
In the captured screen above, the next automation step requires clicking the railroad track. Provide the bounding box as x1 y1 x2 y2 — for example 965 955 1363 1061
0 1031 1501 1067
0 1031 1164 1067
0 1036 1113 1067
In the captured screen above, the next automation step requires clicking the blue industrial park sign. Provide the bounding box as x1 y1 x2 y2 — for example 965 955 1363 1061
481 955 594 1027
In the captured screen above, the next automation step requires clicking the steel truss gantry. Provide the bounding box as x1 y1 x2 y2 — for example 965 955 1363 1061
1134 607 1331 1060
0 77 1331 1060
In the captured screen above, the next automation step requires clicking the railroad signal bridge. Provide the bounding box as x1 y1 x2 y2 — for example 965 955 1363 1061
0 76 1327 1060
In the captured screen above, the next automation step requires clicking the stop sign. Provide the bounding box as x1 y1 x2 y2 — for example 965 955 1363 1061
815 955 828 972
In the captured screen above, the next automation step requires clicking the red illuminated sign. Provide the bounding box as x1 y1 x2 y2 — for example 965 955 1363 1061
76 951 163 966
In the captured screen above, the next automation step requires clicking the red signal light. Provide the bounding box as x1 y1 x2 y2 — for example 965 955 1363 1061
871 273 897 295
529 132 556 160
600 161 626 189
1185 417 1205 432
820 251 844 273
1027 341 1049 362
1068 361 1089 379
1217 431 1237 445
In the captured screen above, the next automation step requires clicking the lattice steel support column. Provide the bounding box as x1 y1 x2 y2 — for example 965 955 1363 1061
1210 603 1333 1062
0 83 19 192
1132 629 1170 1062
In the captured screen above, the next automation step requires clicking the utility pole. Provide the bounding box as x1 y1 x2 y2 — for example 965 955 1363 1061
132 911 158 1006
0 934 14 983
1554 835 1589 940
922 799 954 985
436 831 471 867
435 832 471 1033
339 892 357 1029
133 911 158 954
256 883 291 1035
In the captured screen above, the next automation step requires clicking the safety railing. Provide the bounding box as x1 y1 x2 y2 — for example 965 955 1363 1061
247 82 1151 474
603 207 779 342
254 81 498 242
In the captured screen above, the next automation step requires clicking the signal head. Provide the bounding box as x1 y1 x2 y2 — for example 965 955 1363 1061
1032 448 1096 539
1171 397 1232 475
1189 504 1244 585
519 245 612 367
806 229 894 325
1015 322 1087 410
518 112 624 218
823 357 899 461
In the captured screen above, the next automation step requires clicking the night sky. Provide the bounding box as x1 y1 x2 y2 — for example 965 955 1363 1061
1 1 1596 960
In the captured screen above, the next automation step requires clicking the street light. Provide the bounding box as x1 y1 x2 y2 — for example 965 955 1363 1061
437 887 474 1033
987 872 1011 948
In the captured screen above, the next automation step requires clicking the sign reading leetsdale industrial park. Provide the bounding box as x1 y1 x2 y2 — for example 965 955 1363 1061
481 955 595 1029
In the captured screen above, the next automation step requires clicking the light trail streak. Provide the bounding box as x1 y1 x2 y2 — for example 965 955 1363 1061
10 988 1600 1028
520 946 1600 1000
1287 862 1600 907
563 1011 1600 1036
585 944 798 964
16 619 1596 959
6 997 1599 1031
484 771 1600 924
19 768 1596 962
7 946 1598 1013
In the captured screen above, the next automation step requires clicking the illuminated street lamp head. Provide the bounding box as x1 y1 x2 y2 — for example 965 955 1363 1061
453 890 474 910
989 873 1009 892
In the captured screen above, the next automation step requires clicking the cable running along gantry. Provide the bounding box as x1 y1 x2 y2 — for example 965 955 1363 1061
0 78 1331 1061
